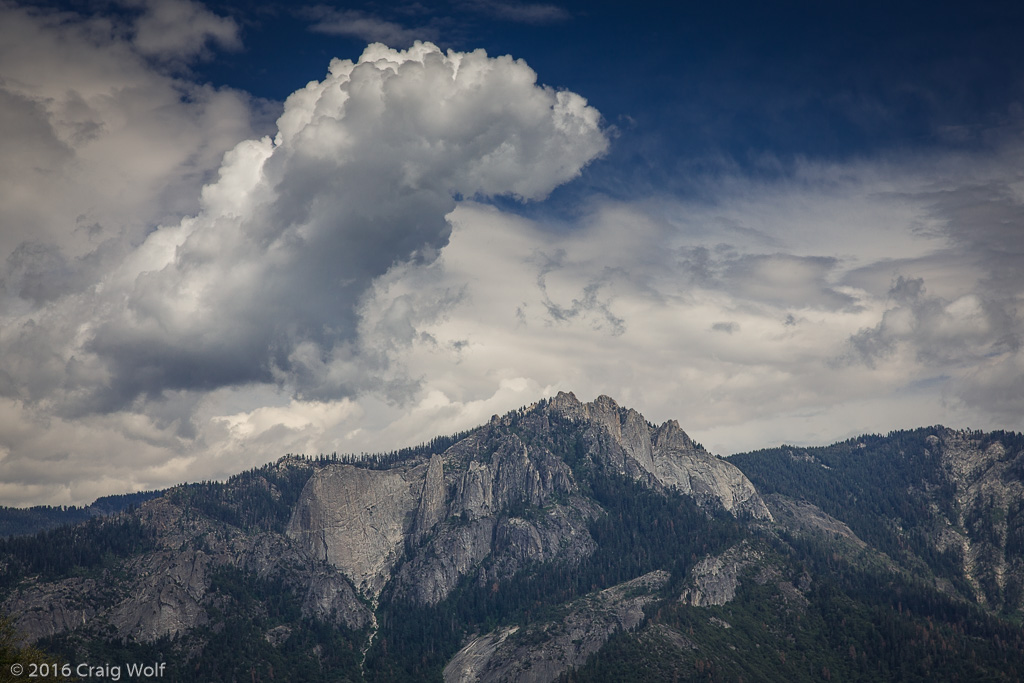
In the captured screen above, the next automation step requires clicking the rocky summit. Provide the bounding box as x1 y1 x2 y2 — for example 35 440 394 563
2 393 1024 681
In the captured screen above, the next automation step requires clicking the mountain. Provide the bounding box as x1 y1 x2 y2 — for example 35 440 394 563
0 491 164 538
729 427 1024 615
1 393 1023 681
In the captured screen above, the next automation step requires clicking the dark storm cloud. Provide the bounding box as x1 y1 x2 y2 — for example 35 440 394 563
3 242 85 305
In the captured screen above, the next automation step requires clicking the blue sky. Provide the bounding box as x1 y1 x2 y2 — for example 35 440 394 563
218 3 1024 162
1 0 1023 505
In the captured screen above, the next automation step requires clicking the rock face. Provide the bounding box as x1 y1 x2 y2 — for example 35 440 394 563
3 498 223 644
932 430 1024 609
584 395 658 474
394 499 599 606
547 392 772 520
282 392 768 607
289 429 592 606
107 549 211 642
443 571 669 683
1 458 378 646
286 464 425 597
764 495 868 550
10 391 765 650
442 432 576 518
412 453 446 546
6 577 100 642
680 540 814 615
2 493 328 644
651 420 772 519
681 542 764 607
300 569 373 630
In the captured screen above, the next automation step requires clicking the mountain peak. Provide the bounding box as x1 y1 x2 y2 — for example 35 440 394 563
547 390 586 420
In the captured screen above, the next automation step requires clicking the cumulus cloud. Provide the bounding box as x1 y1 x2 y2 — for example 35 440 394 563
0 1 272 501
0 2 263 399
845 276 1009 368
0 27 608 502
0 2 261 262
75 41 607 411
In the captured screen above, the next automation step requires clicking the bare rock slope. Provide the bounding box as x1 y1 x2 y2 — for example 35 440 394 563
443 571 670 683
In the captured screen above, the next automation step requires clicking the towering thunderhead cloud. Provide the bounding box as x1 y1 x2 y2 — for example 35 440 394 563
82 42 608 409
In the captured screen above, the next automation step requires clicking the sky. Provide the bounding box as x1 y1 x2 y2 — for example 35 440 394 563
1 0 1023 506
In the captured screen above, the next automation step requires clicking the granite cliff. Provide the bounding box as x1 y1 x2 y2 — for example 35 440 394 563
285 392 769 609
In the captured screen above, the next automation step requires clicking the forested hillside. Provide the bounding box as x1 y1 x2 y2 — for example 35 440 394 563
0 396 1022 681
0 491 162 538
730 426 1024 613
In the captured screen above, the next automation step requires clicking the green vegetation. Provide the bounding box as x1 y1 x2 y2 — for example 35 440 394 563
364 471 743 682
565 532 1024 681
0 614 69 682
0 516 157 590
729 429 977 590
38 566 365 683
731 430 951 555
0 491 162 539
167 462 314 534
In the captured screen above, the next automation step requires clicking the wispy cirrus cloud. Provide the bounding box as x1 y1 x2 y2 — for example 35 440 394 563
304 6 439 45
460 0 569 24
124 0 242 62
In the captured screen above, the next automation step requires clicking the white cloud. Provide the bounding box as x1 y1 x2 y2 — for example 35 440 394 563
0 26 608 503
75 41 607 410
305 7 438 46
77 143 1015 493
333 144 1024 459
461 0 570 24
0 2 261 262
1 2 1022 508
127 0 241 61
0 2 265 419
